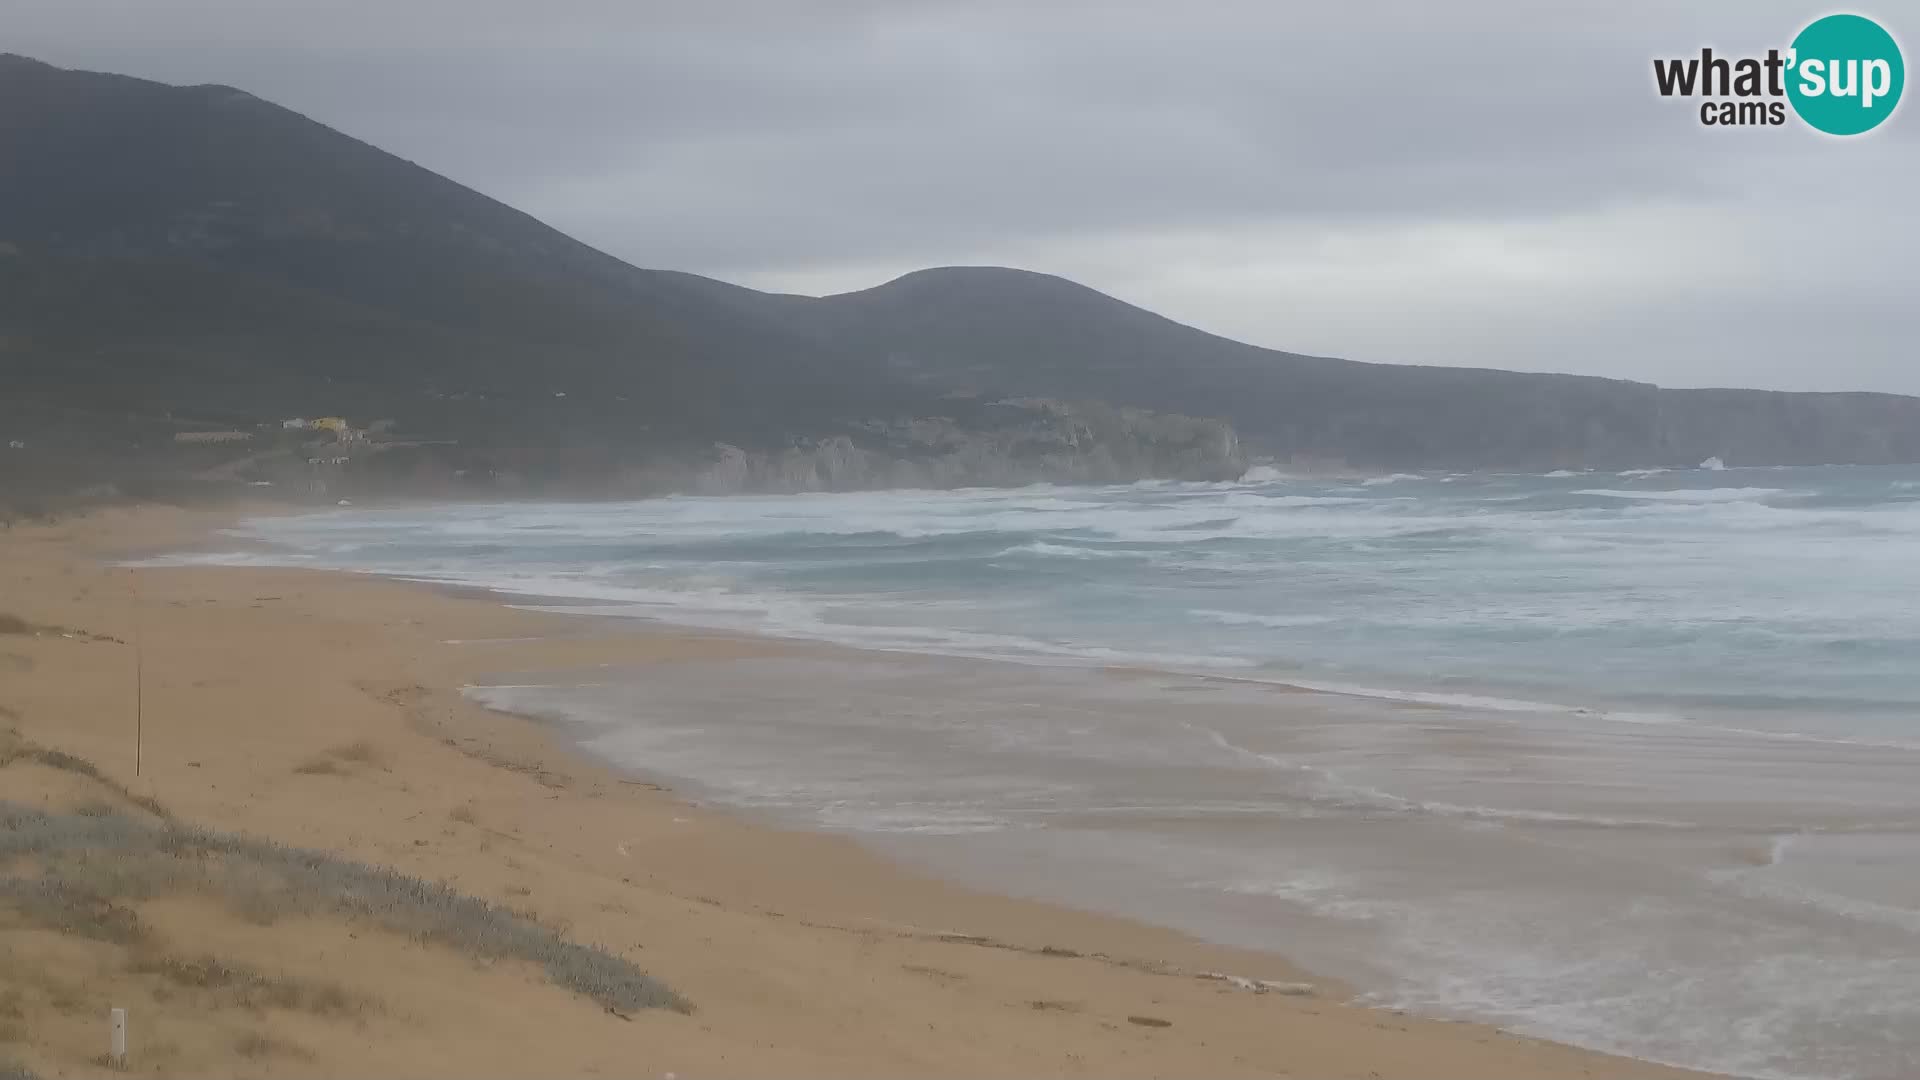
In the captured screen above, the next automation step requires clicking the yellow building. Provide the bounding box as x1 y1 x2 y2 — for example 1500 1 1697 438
311 417 349 433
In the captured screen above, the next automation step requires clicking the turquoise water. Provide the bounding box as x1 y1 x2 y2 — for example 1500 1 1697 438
177 462 1920 1080
230 462 1920 741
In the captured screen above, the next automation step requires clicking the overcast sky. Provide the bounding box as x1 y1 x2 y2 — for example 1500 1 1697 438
10 0 1917 393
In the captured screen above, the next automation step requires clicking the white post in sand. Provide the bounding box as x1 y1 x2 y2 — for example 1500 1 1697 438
109 1007 127 1068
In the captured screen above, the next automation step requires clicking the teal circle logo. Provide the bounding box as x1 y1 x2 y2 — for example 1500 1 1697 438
1787 14 1904 135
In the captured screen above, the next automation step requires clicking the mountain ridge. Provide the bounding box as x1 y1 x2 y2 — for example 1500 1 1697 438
3 53 1917 504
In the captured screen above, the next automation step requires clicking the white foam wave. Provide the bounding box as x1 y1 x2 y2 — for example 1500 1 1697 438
1189 609 1336 629
1257 677 1599 714
814 806 1018 835
1196 726 1696 829
1527 534 1614 552
995 540 1130 559
1572 486 1788 503
1214 493 1367 509
1708 859 1920 936
187 469 1920 771
524 597 1254 673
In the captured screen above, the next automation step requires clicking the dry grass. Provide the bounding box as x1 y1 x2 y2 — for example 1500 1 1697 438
233 1031 312 1061
293 740 387 776
0 988 25 1042
0 735 168 820
0 877 146 945
330 740 383 766
129 951 369 1017
0 802 686 1014
901 964 967 984
0 613 120 644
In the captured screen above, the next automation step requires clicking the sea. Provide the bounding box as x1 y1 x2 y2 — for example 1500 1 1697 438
167 462 1920 1080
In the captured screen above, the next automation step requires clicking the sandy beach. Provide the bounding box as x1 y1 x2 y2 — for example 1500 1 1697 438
0 503 1715 1079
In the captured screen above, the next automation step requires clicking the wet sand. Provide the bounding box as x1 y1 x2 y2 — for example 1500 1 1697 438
0 503 1713 1078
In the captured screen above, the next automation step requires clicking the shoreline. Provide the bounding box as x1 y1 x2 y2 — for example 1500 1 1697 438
0 502 1716 1078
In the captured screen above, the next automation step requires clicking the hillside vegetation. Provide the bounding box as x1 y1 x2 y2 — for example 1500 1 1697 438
3 51 1916 507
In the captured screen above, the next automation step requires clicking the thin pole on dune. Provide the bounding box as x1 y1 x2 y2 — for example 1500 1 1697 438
130 567 143 777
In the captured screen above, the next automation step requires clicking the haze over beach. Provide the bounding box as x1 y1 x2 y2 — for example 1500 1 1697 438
2 2 1916 1079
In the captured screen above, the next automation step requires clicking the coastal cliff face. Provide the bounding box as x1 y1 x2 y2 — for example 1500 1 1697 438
642 401 1245 495
1646 389 1920 467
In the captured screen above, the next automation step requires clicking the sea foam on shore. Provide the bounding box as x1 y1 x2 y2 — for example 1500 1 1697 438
162 462 1920 1079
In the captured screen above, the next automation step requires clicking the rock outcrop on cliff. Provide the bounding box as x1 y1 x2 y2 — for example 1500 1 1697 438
661 401 1244 494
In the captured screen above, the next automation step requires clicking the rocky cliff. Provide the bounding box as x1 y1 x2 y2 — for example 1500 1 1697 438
629 401 1244 495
